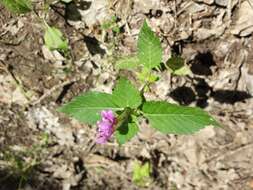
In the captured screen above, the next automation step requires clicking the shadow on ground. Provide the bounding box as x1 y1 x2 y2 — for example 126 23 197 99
190 51 216 76
169 50 251 107
169 82 251 107
0 168 61 190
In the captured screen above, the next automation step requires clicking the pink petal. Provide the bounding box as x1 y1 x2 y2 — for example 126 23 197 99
101 110 115 123
96 110 117 144
97 120 111 131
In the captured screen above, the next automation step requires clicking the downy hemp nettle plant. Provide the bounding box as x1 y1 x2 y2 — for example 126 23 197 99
59 21 220 145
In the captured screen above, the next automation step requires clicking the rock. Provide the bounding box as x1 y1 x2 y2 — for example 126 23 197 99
215 0 238 7
241 67 253 96
133 0 160 13
114 0 132 19
186 2 206 14
0 75 29 105
231 1 253 36
213 41 232 61
4 19 24 36
195 26 225 40
139 148 151 159
183 140 198 165
27 107 75 146
195 126 216 141
53 165 72 179
42 46 65 67
215 0 228 6
42 45 55 60
80 0 110 27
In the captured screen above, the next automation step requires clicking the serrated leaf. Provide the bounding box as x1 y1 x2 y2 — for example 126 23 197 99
116 122 138 145
44 26 68 52
137 21 162 69
59 78 141 125
58 92 123 124
115 56 140 71
1 0 32 13
142 101 220 134
113 78 142 108
167 56 192 76
137 67 159 83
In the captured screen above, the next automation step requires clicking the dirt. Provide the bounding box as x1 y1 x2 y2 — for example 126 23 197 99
1 0 253 190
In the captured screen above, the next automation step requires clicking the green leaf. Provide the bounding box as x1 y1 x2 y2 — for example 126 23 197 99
142 101 220 134
167 56 192 76
137 21 162 69
58 78 142 125
115 108 138 145
1 0 32 13
112 26 120 33
137 67 159 83
133 161 151 187
167 55 184 70
44 26 68 52
58 92 123 125
173 65 192 76
113 78 142 108
101 16 117 30
116 122 138 145
115 56 140 71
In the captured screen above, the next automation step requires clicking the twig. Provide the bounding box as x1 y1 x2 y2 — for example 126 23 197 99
204 141 253 163
227 0 233 24
234 50 246 90
31 77 79 106
0 60 31 101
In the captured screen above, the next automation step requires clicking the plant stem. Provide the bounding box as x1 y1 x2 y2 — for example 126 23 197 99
115 107 132 130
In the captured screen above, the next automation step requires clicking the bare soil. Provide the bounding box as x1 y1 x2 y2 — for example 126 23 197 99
1 1 253 190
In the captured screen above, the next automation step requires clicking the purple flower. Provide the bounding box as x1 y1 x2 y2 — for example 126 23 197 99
96 110 117 144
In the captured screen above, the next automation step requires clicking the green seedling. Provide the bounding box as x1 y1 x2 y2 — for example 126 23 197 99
166 54 192 76
44 24 69 53
0 133 49 189
132 161 152 187
101 16 120 34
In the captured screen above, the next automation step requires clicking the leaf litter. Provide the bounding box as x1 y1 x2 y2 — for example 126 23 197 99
1 0 253 189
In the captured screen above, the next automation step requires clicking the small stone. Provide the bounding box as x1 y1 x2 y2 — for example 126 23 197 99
186 2 206 14
196 126 216 140
231 1 253 36
81 0 110 27
215 0 228 6
195 26 225 40
134 0 160 13
241 67 253 96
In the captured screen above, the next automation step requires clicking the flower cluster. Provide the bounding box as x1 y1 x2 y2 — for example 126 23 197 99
96 110 117 144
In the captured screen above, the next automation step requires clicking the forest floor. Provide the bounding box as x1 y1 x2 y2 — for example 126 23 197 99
1 0 253 189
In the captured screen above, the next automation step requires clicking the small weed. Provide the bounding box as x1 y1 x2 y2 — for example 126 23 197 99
0 133 49 189
59 21 220 145
101 16 120 34
132 161 152 187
